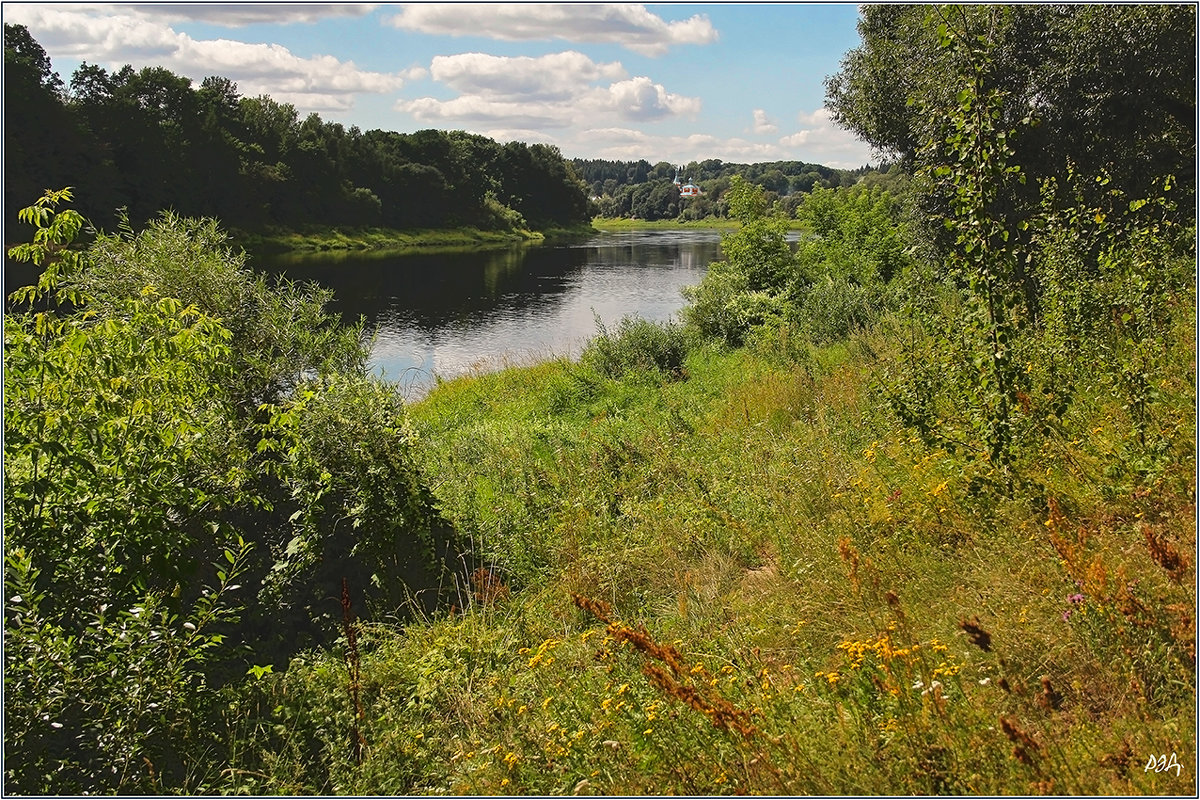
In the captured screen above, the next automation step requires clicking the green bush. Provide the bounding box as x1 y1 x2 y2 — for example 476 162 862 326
794 273 880 344
683 178 909 350
74 210 368 412
258 374 453 633
581 314 692 379
4 193 259 792
4 190 447 793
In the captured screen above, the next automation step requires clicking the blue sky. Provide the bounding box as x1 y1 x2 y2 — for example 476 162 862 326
2 2 875 167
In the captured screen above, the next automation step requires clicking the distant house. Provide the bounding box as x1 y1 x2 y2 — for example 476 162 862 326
673 166 703 198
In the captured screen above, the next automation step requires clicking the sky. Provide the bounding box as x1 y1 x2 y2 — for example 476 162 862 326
2 2 877 168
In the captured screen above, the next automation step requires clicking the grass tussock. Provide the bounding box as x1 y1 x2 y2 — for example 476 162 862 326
227 300 1195 795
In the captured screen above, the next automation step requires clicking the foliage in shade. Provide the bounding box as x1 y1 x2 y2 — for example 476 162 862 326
3 24 591 237
3 191 451 793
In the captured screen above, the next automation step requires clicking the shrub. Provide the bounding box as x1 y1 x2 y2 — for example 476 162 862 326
4 190 448 792
257 374 454 637
5 193 258 792
581 314 692 379
794 273 880 345
73 210 369 413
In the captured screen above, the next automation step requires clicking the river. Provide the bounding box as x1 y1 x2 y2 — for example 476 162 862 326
257 229 727 397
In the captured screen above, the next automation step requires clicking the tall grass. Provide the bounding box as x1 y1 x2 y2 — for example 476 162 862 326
222 297 1195 794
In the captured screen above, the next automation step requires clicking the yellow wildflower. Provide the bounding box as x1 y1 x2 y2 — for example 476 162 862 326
527 638 561 668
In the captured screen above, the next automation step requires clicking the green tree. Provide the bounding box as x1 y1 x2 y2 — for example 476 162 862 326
826 4 1196 243
5 190 456 792
5 190 255 793
4 25 91 223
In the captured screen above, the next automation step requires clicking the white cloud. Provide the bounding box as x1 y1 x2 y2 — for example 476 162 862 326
475 128 561 147
606 77 700 121
549 117 872 169
397 51 700 130
777 108 874 167
3 4 413 114
563 129 785 164
397 96 572 129
116 3 380 27
751 109 778 135
430 51 625 101
387 3 717 56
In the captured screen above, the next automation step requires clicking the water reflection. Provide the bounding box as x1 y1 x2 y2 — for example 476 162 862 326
258 230 725 397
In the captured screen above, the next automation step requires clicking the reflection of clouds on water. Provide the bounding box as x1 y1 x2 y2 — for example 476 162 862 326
275 230 724 399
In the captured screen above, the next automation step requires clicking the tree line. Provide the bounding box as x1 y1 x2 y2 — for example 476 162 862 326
4 24 591 237
574 157 873 221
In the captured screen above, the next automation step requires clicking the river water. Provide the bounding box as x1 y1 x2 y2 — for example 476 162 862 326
257 229 726 397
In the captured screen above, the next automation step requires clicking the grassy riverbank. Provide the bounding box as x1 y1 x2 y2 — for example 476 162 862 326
592 216 741 231
230 305 1194 794
8 177 1191 795
230 224 556 255
215 177 1195 795
591 216 806 231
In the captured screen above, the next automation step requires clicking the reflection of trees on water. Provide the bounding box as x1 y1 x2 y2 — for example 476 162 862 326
258 243 584 327
261 236 714 331
256 230 725 387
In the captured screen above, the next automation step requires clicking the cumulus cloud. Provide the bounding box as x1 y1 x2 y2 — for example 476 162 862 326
777 108 873 167
751 109 778 135
430 51 625 101
397 51 699 129
3 4 413 114
387 3 717 56
563 128 785 164
544 116 871 169
606 77 700 121
116 3 380 27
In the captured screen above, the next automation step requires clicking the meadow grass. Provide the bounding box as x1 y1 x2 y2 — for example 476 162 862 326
231 224 544 254
229 306 1194 795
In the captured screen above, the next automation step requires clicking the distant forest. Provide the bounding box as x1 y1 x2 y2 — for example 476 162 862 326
5 23 881 237
573 158 875 221
4 24 591 236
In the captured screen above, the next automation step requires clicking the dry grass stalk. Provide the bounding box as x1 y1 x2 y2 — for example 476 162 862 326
572 592 756 737
1038 675 1063 712
837 536 861 591
471 567 510 606
1142 523 1188 582
341 578 367 764
999 715 1040 766
960 616 993 652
